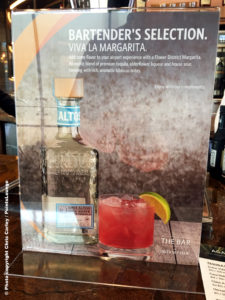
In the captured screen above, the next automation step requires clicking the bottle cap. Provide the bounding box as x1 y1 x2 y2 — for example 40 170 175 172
54 78 83 98
220 105 225 114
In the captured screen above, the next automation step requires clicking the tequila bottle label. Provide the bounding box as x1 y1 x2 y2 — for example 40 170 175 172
56 203 94 229
57 105 80 127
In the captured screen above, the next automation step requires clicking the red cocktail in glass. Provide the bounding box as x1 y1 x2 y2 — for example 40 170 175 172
99 194 154 250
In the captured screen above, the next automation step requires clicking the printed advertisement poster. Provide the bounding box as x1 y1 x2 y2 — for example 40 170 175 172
12 9 219 265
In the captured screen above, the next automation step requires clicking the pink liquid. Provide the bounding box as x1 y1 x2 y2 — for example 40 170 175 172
99 195 154 249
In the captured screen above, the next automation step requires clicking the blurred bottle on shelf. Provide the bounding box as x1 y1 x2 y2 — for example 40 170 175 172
221 144 225 183
213 58 225 99
209 105 225 182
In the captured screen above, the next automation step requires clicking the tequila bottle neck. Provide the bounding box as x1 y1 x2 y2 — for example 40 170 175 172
57 126 82 140
56 97 81 139
57 126 73 138
57 98 80 106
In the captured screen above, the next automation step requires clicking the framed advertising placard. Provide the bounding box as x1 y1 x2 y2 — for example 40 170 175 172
11 8 219 276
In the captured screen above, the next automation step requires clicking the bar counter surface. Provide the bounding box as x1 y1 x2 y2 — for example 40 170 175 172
0 155 225 300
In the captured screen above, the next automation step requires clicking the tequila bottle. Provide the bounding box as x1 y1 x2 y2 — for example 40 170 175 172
42 78 98 244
